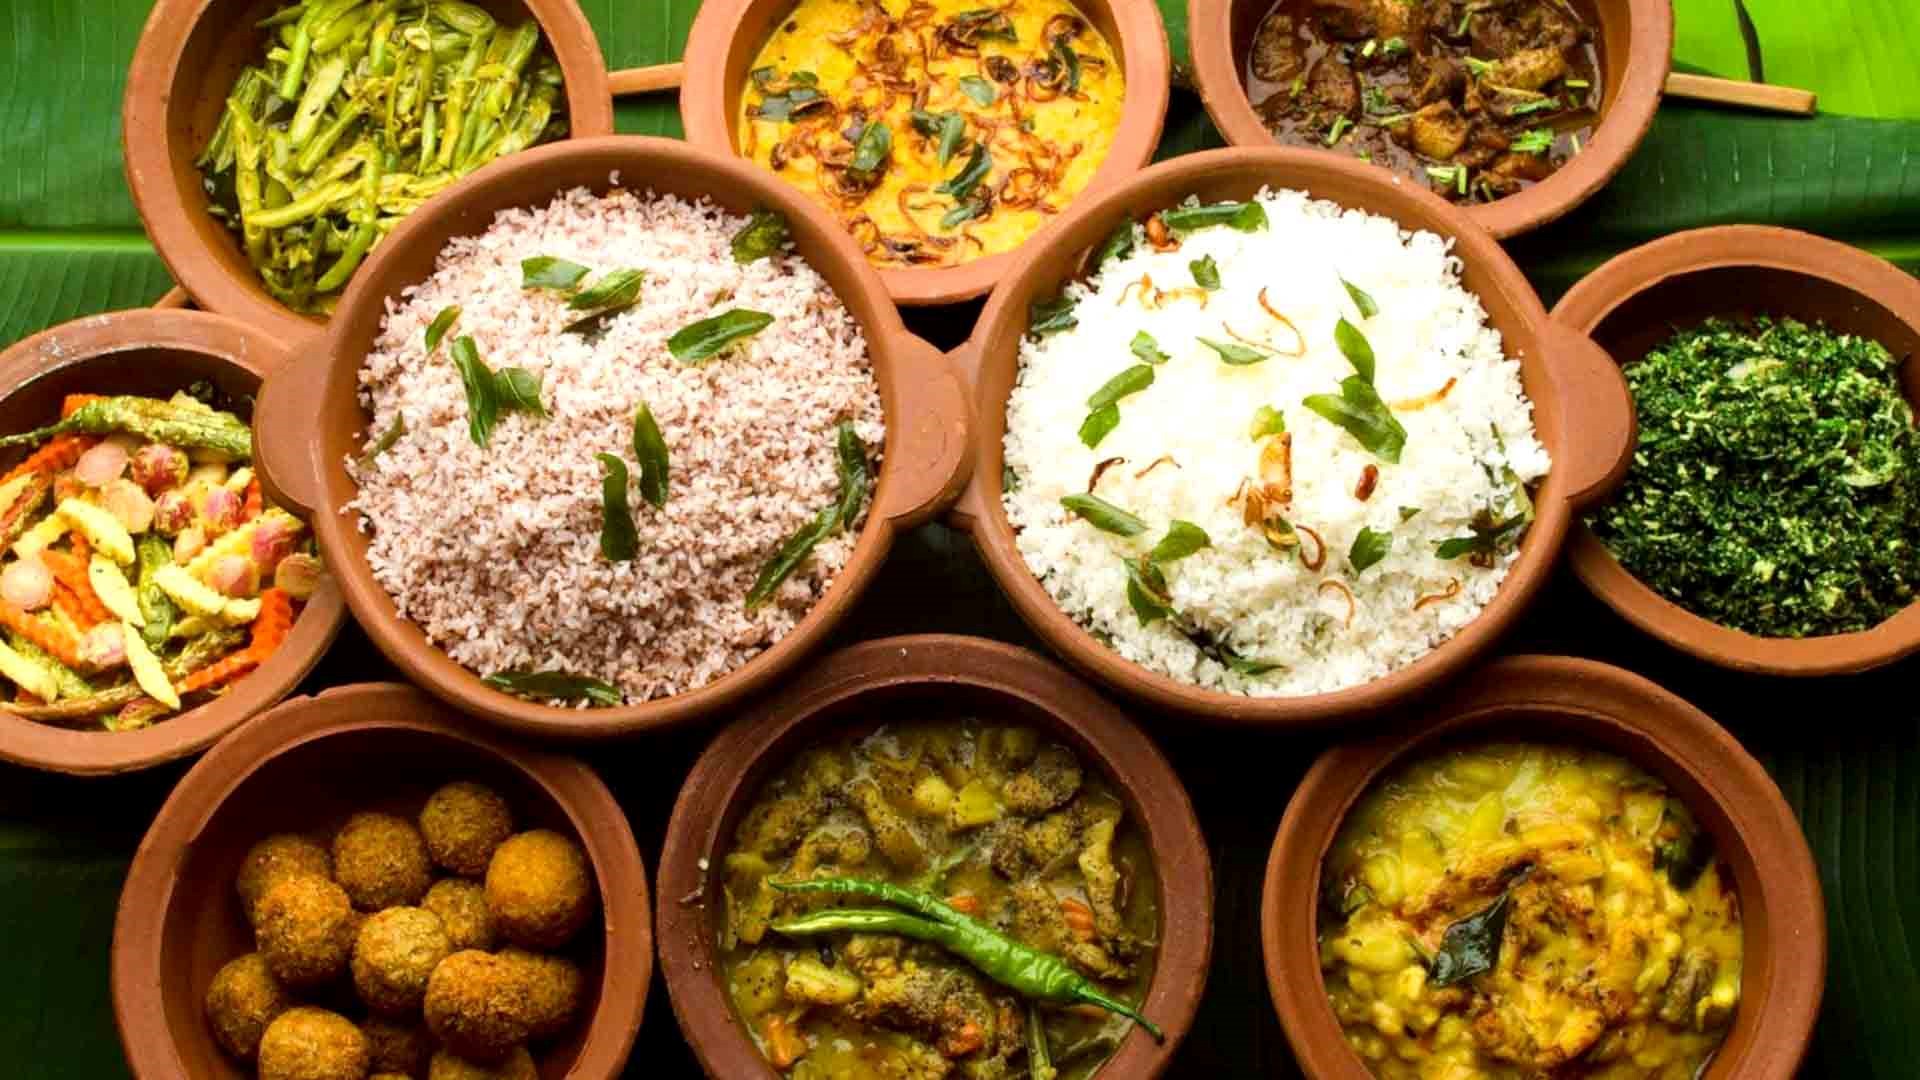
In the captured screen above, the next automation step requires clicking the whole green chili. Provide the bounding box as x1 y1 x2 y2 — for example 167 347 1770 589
0 397 252 460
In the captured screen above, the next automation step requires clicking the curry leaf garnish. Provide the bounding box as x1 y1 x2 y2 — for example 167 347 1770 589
595 453 638 561
448 336 498 449
1079 405 1120 448
424 305 461 351
1087 364 1155 411
1052 39 1082 93
959 75 998 106
731 207 791 263
669 309 776 364
1340 275 1379 318
1097 222 1136 269
522 256 591 291
493 367 547 418
632 404 669 509
1429 893 1512 987
848 121 893 183
1199 337 1270 366
911 109 969 167
1130 330 1169 365
1400 506 1422 522
831 421 870 531
360 415 406 469
1334 317 1377 383
1190 254 1221 291
568 268 645 311
1653 801 1713 890
482 670 622 707
1186 627 1281 675
563 309 628 343
747 425 871 608
1029 294 1078 337
1161 201 1268 234
941 200 985 229
1249 405 1286 439
1123 556 1174 625
1059 493 1147 536
936 142 992 199
1150 520 1211 562
1349 527 1392 573
1303 377 1407 462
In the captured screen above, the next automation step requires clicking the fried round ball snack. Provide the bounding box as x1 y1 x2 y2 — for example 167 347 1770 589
485 830 595 949
353 906 454 1016
256 874 358 988
362 1015 433 1077
429 1046 538 1080
237 834 332 922
423 878 498 952
424 950 530 1063
499 947 583 1039
204 952 292 1062
257 1006 370 1080
333 811 433 910
420 781 514 877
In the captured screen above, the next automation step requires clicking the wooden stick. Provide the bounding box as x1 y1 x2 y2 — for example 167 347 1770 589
609 62 686 98
1664 73 1817 116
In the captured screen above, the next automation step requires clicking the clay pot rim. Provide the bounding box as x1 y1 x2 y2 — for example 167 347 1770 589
677 0 1174 306
109 680 653 1079
122 0 618 347
1554 224 1920 676
1261 654 1825 1079
252 135 974 739
0 309 347 776
1184 0 1674 239
946 145 1637 727
655 634 1214 1078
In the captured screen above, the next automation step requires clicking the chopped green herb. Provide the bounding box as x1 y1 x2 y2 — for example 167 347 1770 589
1150 520 1211 562
1029 294 1078 336
1507 97 1561 116
1161 201 1268 234
1190 254 1221 291
1326 116 1353 145
1510 127 1555 155
493 367 547 418
1052 39 1081 93
1078 405 1120 449
595 452 637 561
448 336 498 449
1349 527 1392 573
1087 365 1155 411
959 75 998 106
483 671 622 707
1340 276 1379 319
731 208 791 263
941 200 986 229
631 404 669 509
1334 318 1377 383
424 306 461 352
1199 338 1269 366
1363 86 1395 116
1303 377 1407 462
1122 556 1175 625
360 415 406 469
1249 405 1286 439
568 269 645 311
936 142 992 199
1096 222 1137 269
522 256 591 291
668 309 775 364
1130 331 1169 365
1060 494 1147 536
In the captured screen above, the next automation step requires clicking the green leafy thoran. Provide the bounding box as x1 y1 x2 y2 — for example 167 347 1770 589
1590 317 1920 637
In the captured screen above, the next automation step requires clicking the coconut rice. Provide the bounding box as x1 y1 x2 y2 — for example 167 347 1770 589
1002 188 1550 696
346 186 884 704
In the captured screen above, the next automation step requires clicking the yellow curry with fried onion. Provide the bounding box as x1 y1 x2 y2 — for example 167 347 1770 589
738 0 1126 269
1320 742 1743 1079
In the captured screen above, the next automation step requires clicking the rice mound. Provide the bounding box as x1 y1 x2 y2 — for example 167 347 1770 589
1002 187 1550 697
347 187 884 704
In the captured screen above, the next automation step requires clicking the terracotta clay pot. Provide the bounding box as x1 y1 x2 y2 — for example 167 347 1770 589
250 136 973 738
111 681 651 1079
1263 655 1825 1078
123 0 617 345
657 634 1212 1077
1186 0 1672 238
678 0 1173 306
1554 225 1920 675
948 146 1636 726
0 310 346 776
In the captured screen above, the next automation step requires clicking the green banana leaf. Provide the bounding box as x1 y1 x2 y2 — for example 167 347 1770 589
0 2 1916 1078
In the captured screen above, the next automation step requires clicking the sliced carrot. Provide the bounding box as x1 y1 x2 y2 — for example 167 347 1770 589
940 1020 986 1057
49 582 99 632
172 650 260 697
61 394 105 418
0 434 97 487
37 550 109 627
1061 896 1097 942
171 589 293 697
945 893 982 916
0 599 84 669
68 532 89 564
762 1014 807 1070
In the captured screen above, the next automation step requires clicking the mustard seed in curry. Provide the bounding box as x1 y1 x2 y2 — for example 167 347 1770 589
1319 742 1742 1079
721 718 1160 1077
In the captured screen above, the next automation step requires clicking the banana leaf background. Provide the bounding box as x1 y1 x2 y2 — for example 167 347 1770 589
0 1 1916 1076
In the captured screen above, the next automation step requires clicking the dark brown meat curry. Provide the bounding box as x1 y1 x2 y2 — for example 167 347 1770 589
1244 0 1603 203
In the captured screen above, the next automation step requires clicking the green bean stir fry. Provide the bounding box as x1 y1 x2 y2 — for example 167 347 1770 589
197 0 568 313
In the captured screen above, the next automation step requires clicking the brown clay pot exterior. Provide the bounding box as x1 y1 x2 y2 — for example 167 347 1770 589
1186 0 1672 238
1262 655 1825 1078
111 681 652 1079
0 310 346 776
678 0 1173 306
123 0 617 345
250 136 974 738
1554 225 1920 675
656 634 1212 1078
949 146 1637 726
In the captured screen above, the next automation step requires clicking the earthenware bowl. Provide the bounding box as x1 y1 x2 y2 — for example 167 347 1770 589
1263 654 1824 1078
111 681 651 1079
677 0 1173 306
657 634 1212 1077
250 136 973 738
0 309 346 776
1554 225 1920 675
1186 0 1672 238
949 146 1636 726
124 0 617 345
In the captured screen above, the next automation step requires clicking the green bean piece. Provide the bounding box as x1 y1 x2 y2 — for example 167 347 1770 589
437 28 494 171
433 0 497 36
136 536 177 653
278 20 315 100
0 396 252 460
295 100 368 175
315 222 378 291
288 55 348 150
311 1 372 53
0 629 244 728
1028 1003 1058 1080
484 22 542 119
5 633 93 701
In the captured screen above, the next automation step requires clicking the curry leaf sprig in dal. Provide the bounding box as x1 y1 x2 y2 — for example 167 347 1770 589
1591 317 1920 637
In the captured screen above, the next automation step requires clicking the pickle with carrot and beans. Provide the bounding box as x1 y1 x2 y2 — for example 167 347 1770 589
720 717 1160 1077
0 388 324 730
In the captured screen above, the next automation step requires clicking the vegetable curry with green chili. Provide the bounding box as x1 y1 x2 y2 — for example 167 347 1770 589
721 717 1160 1077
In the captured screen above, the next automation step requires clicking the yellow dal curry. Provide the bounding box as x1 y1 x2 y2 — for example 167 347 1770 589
1320 742 1742 1079
738 0 1126 269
